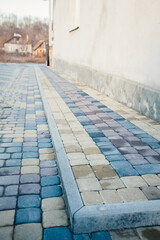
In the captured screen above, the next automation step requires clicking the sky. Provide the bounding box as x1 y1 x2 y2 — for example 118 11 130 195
0 0 49 20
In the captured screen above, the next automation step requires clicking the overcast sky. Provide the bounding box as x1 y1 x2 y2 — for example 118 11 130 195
0 0 49 20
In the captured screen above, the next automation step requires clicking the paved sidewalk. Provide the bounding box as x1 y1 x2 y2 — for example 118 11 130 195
0 63 160 239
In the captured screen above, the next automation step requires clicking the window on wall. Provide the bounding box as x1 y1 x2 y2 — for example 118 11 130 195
69 0 80 32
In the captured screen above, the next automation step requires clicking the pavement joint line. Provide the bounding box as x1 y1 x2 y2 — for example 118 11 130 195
36 66 160 233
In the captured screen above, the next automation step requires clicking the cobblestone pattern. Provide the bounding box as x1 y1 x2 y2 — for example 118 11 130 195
0 63 160 239
40 66 160 205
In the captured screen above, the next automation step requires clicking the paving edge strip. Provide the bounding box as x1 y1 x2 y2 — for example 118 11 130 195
35 66 160 234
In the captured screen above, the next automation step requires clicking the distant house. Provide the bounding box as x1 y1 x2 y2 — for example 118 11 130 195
33 40 46 57
4 33 32 55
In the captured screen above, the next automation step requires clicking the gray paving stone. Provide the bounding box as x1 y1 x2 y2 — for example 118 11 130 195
0 226 13 240
141 186 160 200
5 185 18 196
0 160 4 167
0 176 19 188
19 183 40 195
136 226 160 240
109 229 140 240
100 190 123 204
20 174 40 184
14 223 42 240
0 196 17 210
0 154 10 159
0 167 20 176
40 167 58 177
0 186 4 196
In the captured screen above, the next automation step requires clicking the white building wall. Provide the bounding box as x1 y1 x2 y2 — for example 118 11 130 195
53 0 160 121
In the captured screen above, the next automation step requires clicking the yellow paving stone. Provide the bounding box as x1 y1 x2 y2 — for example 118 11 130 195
39 148 54 154
117 188 147 202
142 174 160 186
70 159 89 166
14 223 42 240
121 176 148 188
43 210 68 228
26 114 36 119
21 166 39 174
65 145 82 153
100 190 123 204
100 178 125 190
13 138 24 143
42 197 65 211
83 147 101 155
39 153 55 161
22 159 39 166
0 210 15 226
72 165 95 179
81 191 103 205
77 178 102 192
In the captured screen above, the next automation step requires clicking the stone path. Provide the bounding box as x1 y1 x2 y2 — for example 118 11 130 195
0 63 160 239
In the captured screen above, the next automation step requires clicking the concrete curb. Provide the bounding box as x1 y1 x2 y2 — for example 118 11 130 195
36 66 160 234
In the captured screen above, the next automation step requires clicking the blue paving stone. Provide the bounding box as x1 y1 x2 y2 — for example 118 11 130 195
106 154 126 162
38 143 53 148
147 142 160 149
135 164 160 175
73 234 91 240
40 167 58 177
15 208 41 224
41 185 62 198
1 138 12 143
23 142 38 147
41 176 60 187
23 152 39 159
5 185 18 196
12 153 22 159
0 167 20 176
110 161 139 177
94 137 109 143
0 143 22 147
44 227 72 240
6 159 21 166
19 184 40 195
103 148 120 156
0 154 10 160
88 132 105 138
6 147 21 153
23 147 38 152
141 137 158 143
91 231 111 240
38 138 51 143
0 196 17 210
18 195 41 208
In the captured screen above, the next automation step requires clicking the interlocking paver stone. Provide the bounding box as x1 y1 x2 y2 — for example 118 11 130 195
20 174 40 184
41 185 62 198
15 208 41 224
0 226 13 240
14 223 42 240
5 185 18 196
0 197 17 210
44 227 72 240
141 186 160 200
19 184 40 195
18 195 41 208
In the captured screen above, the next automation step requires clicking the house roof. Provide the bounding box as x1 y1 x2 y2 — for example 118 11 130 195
5 33 31 45
33 40 45 51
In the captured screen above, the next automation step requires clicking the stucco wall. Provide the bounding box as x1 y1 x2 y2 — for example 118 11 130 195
53 0 160 121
